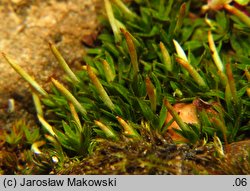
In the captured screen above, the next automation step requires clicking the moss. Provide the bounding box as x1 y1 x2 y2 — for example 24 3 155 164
58 134 250 175
2 0 250 174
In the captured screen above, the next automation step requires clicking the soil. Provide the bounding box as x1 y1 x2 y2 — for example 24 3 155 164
0 0 101 130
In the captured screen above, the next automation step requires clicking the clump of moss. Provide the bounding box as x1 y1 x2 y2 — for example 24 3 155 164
58 132 250 175
0 120 41 174
2 0 250 174
58 131 212 175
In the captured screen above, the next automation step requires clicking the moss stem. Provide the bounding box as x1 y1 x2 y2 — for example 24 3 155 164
174 3 186 33
224 4 250 27
121 28 139 76
245 69 250 97
51 78 87 116
175 57 208 89
102 60 116 82
37 114 57 137
32 91 43 117
31 141 46 154
87 65 115 111
164 100 188 132
208 31 224 72
104 0 121 42
226 63 238 105
69 102 82 133
112 0 137 20
94 120 118 140
50 43 80 83
159 42 172 72
116 116 140 138
145 76 157 112
2 53 48 97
